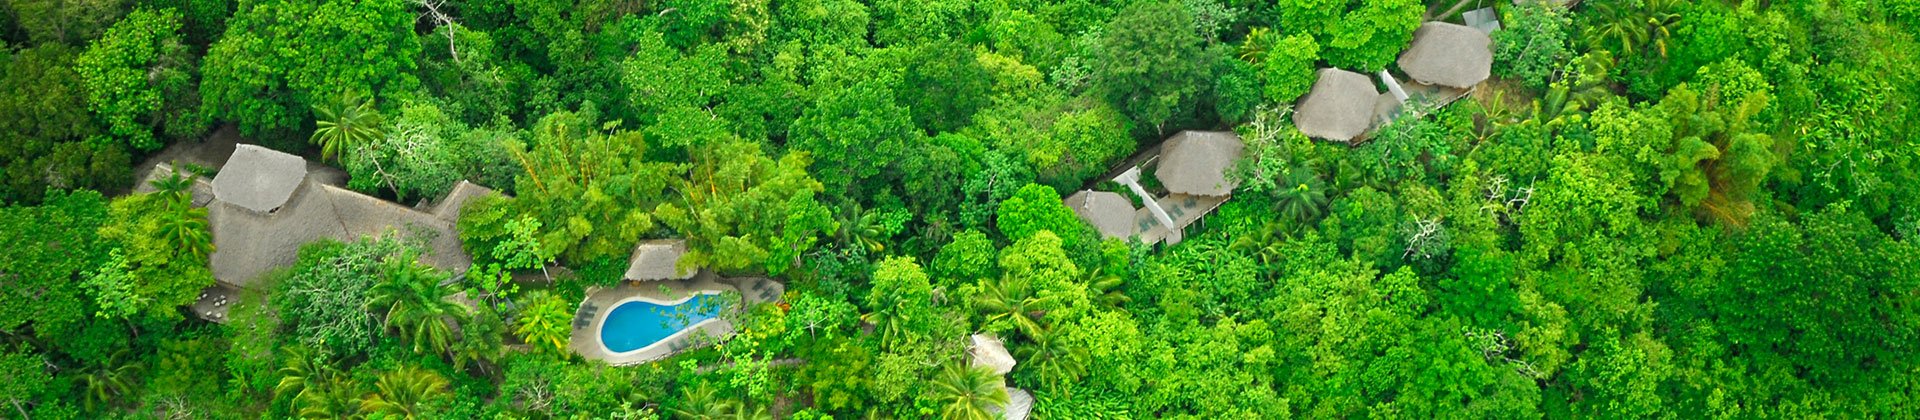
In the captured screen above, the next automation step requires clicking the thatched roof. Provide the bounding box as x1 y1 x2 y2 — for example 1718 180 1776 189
211 145 307 213
1064 190 1138 239
626 239 693 280
431 180 495 222
969 334 1017 375
209 181 349 289
207 176 481 289
1294 69 1381 142
318 183 471 274
992 387 1034 420
1155 131 1244 196
1398 22 1493 89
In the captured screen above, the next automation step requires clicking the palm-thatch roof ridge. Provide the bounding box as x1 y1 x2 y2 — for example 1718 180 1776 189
1294 69 1382 142
1064 190 1139 239
1154 131 1245 196
210 144 307 213
1397 22 1494 89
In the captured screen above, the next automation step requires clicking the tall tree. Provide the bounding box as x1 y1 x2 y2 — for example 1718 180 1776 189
1272 0 1423 70
76 7 205 151
0 345 51 419
654 138 835 275
201 0 420 136
0 190 109 341
1094 1 1207 133
0 46 131 203
789 76 922 198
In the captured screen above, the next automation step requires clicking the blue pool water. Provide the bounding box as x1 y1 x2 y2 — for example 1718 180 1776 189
599 294 726 353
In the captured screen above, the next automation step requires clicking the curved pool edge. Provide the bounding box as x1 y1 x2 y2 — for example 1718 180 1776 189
570 276 742 366
596 291 727 357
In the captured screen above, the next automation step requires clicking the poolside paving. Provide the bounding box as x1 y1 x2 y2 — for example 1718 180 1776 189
570 274 744 366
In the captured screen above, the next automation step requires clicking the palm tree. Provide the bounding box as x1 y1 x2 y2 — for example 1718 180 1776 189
1643 0 1683 58
357 366 450 419
1534 52 1616 126
930 363 1008 420
148 167 194 208
276 346 360 419
79 349 143 412
274 347 326 403
515 291 573 354
155 205 213 259
146 168 215 259
309 91 385 162
835 204 889 254
670 383 740 419
972 276 1063 340
1583 0 1682 59
367 260 469 358
1272 166 1329 223
1582 1 1648 57
453 306 507 375
1017 329 1089 393
1082 268 1130 308
298 376 360 419
1237 27 1275 63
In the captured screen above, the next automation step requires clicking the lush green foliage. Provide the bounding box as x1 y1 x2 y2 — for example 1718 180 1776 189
6 0 1920 418
200 0 420 136
75 7 204 151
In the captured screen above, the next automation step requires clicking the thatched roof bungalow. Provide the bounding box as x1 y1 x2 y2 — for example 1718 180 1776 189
1154 131 1245 197
1397 22 1493 89
1064 190 1138 240
1294 69 1382 142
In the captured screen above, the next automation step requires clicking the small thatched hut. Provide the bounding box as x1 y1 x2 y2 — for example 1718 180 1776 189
1064 190 1138 239
1397 22 1493 89
1154 131 1245 197
1294 69 1381 142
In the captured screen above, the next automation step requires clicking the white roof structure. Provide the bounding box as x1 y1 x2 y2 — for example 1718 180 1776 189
1154 131 1245 196
1294 69 1382 142
625 239 694 280
991 387 1034 420
1397 22 1494 89
1064 190 1138 239
969 334 1016 376
211 145 307 213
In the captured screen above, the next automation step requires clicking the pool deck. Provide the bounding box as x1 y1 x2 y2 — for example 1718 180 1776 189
569 273 787 365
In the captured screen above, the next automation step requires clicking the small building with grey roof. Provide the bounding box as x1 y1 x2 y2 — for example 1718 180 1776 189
1155 130 1245 196
1064 190 1137 240
196 145 493 293
211 144 307 213
1397 22 1493 89
1294 69 1384 142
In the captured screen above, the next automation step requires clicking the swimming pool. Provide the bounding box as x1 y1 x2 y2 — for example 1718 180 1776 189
598 293 728 353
